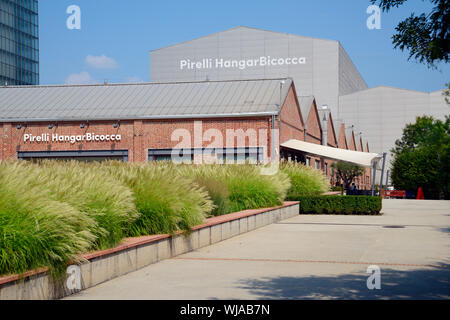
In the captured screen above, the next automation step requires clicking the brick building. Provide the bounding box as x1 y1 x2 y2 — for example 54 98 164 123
0 78 380 188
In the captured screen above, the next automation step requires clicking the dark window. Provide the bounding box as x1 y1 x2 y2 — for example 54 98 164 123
148 147 263 164
18 150 128 162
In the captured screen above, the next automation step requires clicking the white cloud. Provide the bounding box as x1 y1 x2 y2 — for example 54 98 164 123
86 54 118 69
65 71 96 85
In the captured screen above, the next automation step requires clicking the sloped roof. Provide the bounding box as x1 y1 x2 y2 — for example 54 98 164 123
298 96 315 122
327 113 338 146
0 78 292 122
346 126 357 150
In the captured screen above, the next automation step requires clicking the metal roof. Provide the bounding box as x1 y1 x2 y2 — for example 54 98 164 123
298 96 315 122
0 78 292 123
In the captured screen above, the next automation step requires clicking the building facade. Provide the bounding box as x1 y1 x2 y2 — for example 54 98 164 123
150 26 367 121
339 86 449 171
0 78 379 189
150 26 449 184
0 0 39 86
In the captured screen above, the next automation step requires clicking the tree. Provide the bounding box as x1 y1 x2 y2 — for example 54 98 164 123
444 82 450 105
370 0 449 68
391 115 450 199
331 161 365 190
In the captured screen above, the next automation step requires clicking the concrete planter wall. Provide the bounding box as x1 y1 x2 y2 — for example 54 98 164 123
0 202 299 300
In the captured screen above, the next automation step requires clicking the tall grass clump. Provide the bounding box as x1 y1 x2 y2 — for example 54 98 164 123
35 161 139 249
0 162 96 276
179 164 290 215
281 162 330 199
177 164 230 216
101 162 213 235
225 164 291 213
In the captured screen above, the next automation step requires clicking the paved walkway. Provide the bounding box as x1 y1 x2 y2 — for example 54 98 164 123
67 200 450 300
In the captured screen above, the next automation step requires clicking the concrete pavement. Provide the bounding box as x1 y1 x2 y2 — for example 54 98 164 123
66 200 450 300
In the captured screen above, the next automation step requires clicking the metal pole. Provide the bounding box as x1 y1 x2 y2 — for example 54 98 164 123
371 161 377 196
272 115 276 162
385 170 390 188
379 152 387 190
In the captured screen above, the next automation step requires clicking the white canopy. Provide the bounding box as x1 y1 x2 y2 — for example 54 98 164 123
281 139 382 168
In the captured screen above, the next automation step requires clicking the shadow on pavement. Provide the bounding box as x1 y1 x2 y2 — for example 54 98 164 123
236 267 450 300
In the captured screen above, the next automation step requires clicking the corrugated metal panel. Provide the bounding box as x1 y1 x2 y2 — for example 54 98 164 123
0 78 292 122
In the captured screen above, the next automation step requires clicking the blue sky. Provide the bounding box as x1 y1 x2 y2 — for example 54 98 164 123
39 0 449 92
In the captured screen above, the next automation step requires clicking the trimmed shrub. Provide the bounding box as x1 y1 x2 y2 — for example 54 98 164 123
331 186 344 195
294 196 382 215
282 162 330 198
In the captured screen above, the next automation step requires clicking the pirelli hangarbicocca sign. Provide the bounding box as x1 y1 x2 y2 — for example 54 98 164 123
180 56 307 71
24 133 122 145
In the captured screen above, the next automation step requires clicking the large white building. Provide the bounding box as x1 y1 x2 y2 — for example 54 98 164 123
150 26 368 119
150 26 449 183
339 86 449 169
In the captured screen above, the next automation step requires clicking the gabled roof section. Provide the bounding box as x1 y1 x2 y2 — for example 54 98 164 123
334 119 348 149
0 78 293 123
346 127 357 151
299 96 315 125
358 137 364 152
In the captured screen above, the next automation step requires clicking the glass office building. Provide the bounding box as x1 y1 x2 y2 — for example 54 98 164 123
0 0 39 86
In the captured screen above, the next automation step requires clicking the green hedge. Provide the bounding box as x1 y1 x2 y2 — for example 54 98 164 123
292 196 382 215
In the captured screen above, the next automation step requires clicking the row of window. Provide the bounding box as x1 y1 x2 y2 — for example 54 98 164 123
0 0 38 14
149 148 264 164
0 37 39 62
0 62 38 84
17 148 266 164
0 50 39 72
0 51 38 71
0 75 34 85
0 9 38 37
1 24 39 48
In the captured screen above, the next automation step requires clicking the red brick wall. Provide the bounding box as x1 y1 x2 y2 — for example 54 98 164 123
337 124 347 150
348 132 357 151
357 138 363 152
280 86 304 143
1 121 134 161
0 117 273 162
327 119 338 148
305 101 322 145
